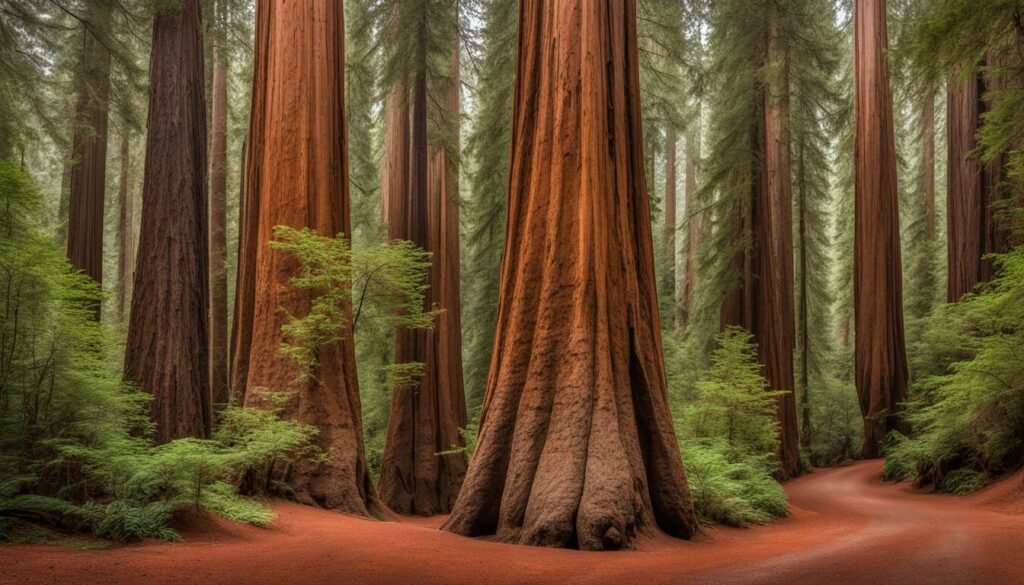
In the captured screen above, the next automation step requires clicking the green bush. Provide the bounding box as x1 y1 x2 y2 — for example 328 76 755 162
886 247 1024 492
673 328 789 525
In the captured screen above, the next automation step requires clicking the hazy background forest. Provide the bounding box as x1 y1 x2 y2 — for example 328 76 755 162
0 0 1022 557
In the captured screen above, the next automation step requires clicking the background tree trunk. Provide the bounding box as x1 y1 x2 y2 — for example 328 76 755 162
380 78 409 227
442 0 698 550
115 132 134 322
663 128 677 321
209 44 229 411
853 0 908 458
379 45 468 516
230 0 379 515
66 0 113 309
922 90 936 242
946 67 987 302
681 128 701 327
124 0 211 442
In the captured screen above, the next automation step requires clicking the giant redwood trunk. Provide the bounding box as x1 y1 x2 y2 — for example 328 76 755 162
124 0 211 442
67 0 113 301
209 45 229 410
379 48 468 516
442 0 698 550
719 17 800 478
853 0 908 458
380 78 409 226
230 0 378 514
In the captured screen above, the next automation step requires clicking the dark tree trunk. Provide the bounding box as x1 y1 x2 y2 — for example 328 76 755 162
115 132 134 321
442 0 698 550
67 0 113 310
720 16 799 478
853 0 908 458
124 0 211 442
230 0 379 515
209 45 229 411
379 46 468 515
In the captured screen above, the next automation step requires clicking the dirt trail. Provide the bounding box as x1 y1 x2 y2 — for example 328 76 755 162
3 461 1022 585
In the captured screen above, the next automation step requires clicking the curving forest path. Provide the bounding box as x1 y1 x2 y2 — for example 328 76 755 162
3 461 1023 585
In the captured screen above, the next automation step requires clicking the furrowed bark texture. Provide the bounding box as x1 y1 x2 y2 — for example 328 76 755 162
115 132 134 321
209 46 229 410
719 18 799 478
853 0 908 459
67 0 113 300
442 0 698 550
379 49 468 516
231 0 378 515
124 0 211 442
380 79 409 226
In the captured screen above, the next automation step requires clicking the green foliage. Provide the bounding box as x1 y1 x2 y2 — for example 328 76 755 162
671 328 788 526
886 248 1024 492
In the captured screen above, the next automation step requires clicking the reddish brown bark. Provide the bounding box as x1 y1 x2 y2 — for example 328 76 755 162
124 0 211 443
67 0 113 301
115 132 134 321
379 48 468 516
922 90 936 241
442 0 698 550
664 128 677 310
230 0 378 514
380 78 409 226
853 0 908 459
719 17 799 478
209 46 229 411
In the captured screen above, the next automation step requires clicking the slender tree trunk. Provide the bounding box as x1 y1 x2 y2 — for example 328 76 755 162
663 128 677 323
442 0 698 550
922 90 936 242
67 0 113 311
230 0 379 515
681 127 701 327
381 79 409 226
209 45 229 411
797 136 812 454
124 0 211 442
57 158 71 247
379 43 468 515
853 0 908 458
115 132 134 322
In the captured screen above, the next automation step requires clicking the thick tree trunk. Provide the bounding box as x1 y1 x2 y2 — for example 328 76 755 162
379 47 468 515
381 78 409 226
681 128 701 327
230 0 379 515
663 128 677 326
853 0 908 458
209 46 229 411
115 132 134 321
442 0 698 550
67 0 113 306
124 0 211 443
720 17 799 478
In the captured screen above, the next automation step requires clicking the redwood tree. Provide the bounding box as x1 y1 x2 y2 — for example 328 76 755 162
442 0 698 550
124 0 211 442
115 131 134 321
208 3 229 410
377 5 467 515
230 0 378 514
66 0 113 300
853 0 908 458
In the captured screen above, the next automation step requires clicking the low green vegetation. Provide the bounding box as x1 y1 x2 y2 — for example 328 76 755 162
669 328 789 526
885 247 1024 493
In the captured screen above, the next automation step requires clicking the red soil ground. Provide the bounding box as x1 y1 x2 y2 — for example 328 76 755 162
3 460 1023 585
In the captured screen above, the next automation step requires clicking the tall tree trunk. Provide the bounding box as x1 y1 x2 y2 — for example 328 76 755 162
379 45 468 515
209 45 229 411
797 136 812 454
67 0 113 310
922 90 936 242
663 128 677 324
230 0 378 515
853 0 908 458
442 0 698 550
381 78 409 226
681 127 701 327
115 132 134 321
719 15 799 478
124 0 211 442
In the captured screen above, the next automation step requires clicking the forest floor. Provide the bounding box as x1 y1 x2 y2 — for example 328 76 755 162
3 460 1023 585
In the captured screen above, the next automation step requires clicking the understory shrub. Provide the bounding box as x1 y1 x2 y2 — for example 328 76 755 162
885 247 1024 492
